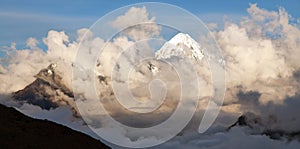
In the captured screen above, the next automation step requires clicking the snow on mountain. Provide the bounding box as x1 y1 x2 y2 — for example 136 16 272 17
155 33 204 61
147 62 159 75
13 63 78 116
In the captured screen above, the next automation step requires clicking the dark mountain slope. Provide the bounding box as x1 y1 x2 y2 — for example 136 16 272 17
0 104 110 149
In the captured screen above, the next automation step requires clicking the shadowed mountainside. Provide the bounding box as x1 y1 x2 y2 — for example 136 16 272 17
0 104 110 149
13 63 79 116
228 112 300 141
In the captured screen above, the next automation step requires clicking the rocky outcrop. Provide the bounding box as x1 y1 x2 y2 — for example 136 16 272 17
13 63 78 116
228 112 300 141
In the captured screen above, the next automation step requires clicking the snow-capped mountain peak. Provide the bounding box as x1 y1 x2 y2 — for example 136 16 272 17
155 33 204 61
147 62 159 75
13 63 77 115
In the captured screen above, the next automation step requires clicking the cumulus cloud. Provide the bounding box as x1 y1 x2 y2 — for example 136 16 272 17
26 37 39 49
206 23 218 30
217 4 300 105
216 4 300 137
0 31 74 94
111 6 161 41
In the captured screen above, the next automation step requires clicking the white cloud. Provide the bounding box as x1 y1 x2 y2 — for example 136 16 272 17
217 4 300 105
111 6 161 41
26 37 38 49
214 4 300 137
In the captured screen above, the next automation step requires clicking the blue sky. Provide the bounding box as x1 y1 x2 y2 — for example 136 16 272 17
0 0 299 48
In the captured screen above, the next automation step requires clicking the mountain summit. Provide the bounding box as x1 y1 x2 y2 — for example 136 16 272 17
155 33 204 61
228 112 300 141
13 63 78 115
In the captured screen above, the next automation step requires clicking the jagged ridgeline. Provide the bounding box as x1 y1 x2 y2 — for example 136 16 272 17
228 112 300 141
13 63 78 115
